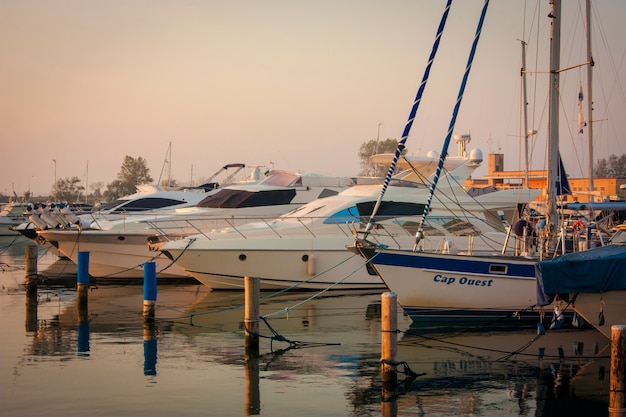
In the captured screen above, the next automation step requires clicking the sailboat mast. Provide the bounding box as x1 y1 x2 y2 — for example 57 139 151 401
586 0 594 200
521 40 530 187
546 0 561 229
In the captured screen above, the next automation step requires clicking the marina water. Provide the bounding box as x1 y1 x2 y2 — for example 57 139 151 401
1 245 612 416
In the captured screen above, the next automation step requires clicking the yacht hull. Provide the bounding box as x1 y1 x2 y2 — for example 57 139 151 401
39 230 190 280
365 248 545 326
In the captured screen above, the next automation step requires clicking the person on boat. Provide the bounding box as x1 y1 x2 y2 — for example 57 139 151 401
514 218 536 255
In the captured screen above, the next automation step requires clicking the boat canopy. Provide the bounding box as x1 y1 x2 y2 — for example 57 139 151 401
535 244 626 306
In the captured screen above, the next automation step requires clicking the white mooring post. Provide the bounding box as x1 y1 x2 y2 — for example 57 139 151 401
610 325 626 417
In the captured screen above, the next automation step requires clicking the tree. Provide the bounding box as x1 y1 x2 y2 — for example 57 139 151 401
594 154 626 178
90 181 104 203
358 138 401 177
52 176 85 202
105 156 153 199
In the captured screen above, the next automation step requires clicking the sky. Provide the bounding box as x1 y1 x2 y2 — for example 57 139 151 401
1 0 625 198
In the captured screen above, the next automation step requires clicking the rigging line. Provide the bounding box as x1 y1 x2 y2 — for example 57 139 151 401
157 237 196 273
362 0 453 237
415 0 491 251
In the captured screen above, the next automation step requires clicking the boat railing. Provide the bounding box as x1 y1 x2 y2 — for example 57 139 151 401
143 214 511 255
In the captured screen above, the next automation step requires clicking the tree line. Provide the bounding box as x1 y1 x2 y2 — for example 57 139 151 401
6 145 625 204
49 156 153 203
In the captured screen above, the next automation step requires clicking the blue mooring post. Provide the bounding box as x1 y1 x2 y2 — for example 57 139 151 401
143 261 157 322
77 251 90 308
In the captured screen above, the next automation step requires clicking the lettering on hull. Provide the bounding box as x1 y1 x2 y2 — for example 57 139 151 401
433 274 493 287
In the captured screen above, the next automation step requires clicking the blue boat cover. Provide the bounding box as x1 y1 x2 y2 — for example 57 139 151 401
535 244 626 306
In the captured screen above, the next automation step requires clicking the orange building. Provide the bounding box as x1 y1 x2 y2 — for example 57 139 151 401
464 153 626 202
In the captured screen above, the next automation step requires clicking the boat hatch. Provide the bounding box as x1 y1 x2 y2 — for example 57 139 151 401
489 264 507 274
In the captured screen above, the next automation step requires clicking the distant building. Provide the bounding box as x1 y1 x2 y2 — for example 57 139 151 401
464 153 626 202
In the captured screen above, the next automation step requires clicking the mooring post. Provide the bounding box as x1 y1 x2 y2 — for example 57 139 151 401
381 292 398 389
610 325 626 417
143 261 157 322
25 245 38 298
76 251 89 308
244 276 260 355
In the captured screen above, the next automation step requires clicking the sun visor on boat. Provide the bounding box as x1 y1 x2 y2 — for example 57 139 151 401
535 244 626 306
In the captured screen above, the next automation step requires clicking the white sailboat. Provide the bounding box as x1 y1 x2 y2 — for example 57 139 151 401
351 0 584 327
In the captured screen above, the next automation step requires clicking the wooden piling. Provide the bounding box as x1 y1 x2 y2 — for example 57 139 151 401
25 245 38 298
610 325 626 417
143 261 157 322
77 251 89 308
244 276 260 355
381 292 398 388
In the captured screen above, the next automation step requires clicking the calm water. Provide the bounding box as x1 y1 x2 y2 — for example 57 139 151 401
0 245 612 416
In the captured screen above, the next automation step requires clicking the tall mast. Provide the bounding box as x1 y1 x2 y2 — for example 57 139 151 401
521 40 530 187
586 0 594 200
546 0 561 229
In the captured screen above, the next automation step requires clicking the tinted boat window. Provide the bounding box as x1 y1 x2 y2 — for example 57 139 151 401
98 199 128 211
111 198 187 213
357 201 425 218
324 201 425 224
196 189 297 208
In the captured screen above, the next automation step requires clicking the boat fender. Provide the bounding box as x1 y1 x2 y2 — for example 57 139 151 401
60 205 81 225
549 305 564 330
598 300 605 326
572 312 583 328
304 254 315 276
50 206 70 228
29 214 49 230
537 322 545 335
39 210 61 228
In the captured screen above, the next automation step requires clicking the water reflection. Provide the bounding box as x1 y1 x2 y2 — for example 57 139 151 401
1 251 613 416
143 321 157 376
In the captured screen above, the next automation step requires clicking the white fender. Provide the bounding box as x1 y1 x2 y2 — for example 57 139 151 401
307 254 316 276
60 206 81 225
39 210 61 228
50 207 70 228
29 214 49 230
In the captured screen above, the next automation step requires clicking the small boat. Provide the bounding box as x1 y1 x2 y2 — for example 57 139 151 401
0 200 33 249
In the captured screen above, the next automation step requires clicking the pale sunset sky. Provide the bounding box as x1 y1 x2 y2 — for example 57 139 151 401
1 1 625 198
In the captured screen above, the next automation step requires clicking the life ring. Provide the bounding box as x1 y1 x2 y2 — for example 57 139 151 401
572 220 585 231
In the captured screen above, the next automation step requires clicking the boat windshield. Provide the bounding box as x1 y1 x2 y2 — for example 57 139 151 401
258 171 301 187
610 227 626 244
279 199 426 224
